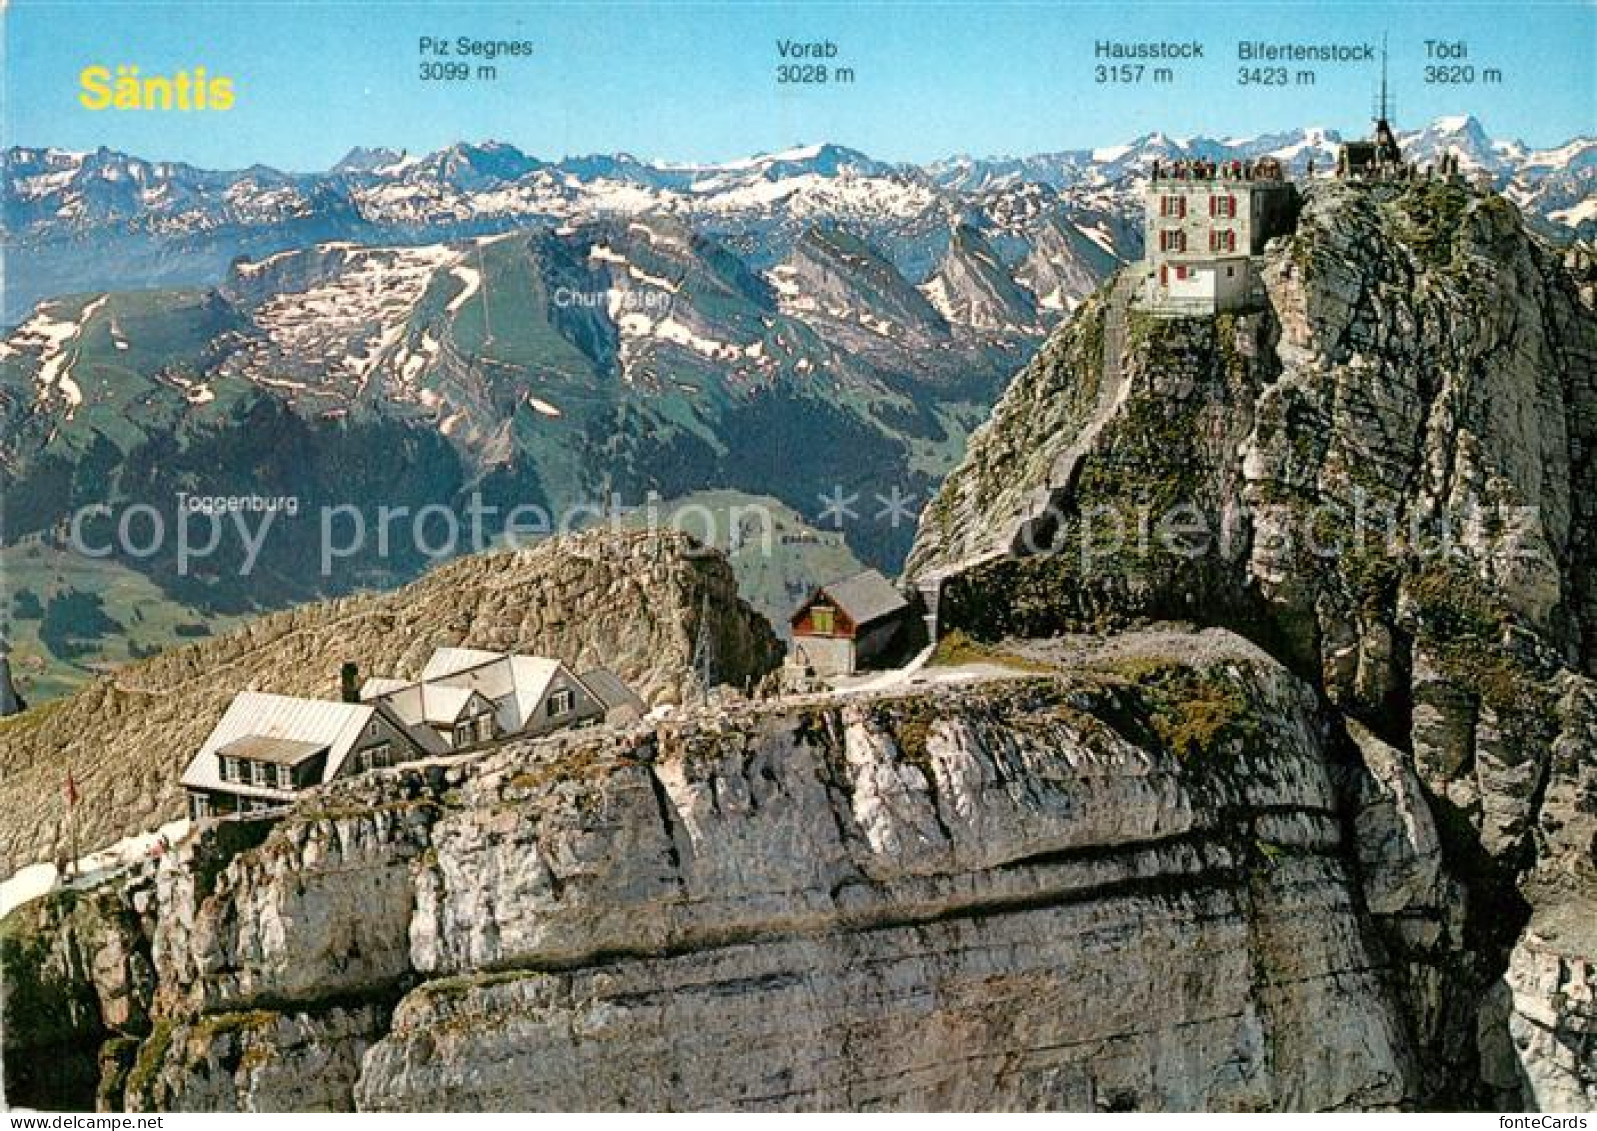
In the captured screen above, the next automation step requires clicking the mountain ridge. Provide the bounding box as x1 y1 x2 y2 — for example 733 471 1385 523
6 115 1591 323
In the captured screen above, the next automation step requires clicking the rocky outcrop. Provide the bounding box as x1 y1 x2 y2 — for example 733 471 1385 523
0 530 783 878
1480 672 1597 1110
121 1006 391 1113
906 179 1597 1109
923 224 1042 333
911 181 1597 681
1015 213 1123 315
0 876 156 1109
4 634 1429 1111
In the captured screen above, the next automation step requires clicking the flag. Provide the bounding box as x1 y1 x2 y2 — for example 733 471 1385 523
65 770 79 807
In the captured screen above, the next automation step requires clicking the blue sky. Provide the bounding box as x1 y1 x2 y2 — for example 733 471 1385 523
5 1 1593 171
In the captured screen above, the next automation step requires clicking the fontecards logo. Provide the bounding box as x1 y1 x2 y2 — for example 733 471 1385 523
79 65 235 111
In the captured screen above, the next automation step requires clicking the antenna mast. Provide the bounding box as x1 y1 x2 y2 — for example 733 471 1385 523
1373 33 1394 125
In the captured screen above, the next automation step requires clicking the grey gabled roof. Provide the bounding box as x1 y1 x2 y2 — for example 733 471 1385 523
376 681 488 728
416 649 565 732
181 692 380 796
359 677 409 700
802 569 909 628
578 668 644 714
217 735 327 766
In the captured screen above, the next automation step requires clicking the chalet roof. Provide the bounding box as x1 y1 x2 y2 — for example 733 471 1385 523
216 735 327 766
180 692 388 797
376 682 485 728
359 677 409 700
416 648 565 731
797 569 909 629
421 647 506 681
579 668 645 715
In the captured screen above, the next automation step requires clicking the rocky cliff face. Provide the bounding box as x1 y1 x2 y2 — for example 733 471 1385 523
7 633 1438 1111
907 179 1597 1109
0 530 782 877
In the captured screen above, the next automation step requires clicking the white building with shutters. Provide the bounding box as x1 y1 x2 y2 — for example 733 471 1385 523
1140 161 1298 314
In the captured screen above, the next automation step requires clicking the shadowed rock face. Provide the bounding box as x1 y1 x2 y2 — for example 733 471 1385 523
0 529 783 878
6 635 1428 1112
906 180 1597 1109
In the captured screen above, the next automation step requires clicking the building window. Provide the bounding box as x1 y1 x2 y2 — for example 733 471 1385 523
476 714 494 742
455 722 473 746
358 743 392 771
276 764 293 790
811 605 835 634
548 688 574 718
250 761 269 787
368 721 380 738
190 794 213 820
220 756 239 782
1160 230 1188 253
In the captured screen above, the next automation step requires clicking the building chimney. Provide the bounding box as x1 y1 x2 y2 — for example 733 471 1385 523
340 661 360 704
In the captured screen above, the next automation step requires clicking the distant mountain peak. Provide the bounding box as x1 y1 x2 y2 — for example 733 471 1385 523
333 146 404 173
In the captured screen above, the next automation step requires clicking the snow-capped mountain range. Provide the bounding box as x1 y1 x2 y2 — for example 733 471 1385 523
4 116 1591 323
0 113 1590 678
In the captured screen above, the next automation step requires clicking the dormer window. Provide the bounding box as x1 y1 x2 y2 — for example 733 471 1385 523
548 688 574 718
